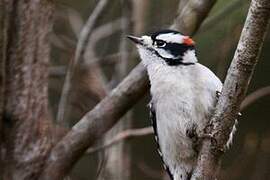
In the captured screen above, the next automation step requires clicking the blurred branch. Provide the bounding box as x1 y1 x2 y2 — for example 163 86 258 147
49 66 66 77
40 1 218 179
171 0 217 36
50 33 76 51
198 0 245 33
178 0 189 12
66 7 84 39
132 0 149 34
241 86 270 110
87 127 153 154
56 0 110 124
192 0 270 179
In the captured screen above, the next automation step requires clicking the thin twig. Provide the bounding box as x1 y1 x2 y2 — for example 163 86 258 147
84 18 123 61
87 127 153 154
241 86 270 110
56 0 109 124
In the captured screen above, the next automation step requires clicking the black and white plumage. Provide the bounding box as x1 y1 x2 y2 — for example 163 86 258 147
128 30 236 180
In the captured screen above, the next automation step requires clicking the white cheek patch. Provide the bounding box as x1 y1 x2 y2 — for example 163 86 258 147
182 50 197 64
156 33 185 44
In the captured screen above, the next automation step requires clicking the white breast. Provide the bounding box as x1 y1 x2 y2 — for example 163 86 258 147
147 61 222 177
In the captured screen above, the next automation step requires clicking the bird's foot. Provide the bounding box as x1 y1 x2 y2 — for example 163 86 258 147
186 125 198 143
216 91 221 100
199 133 226 153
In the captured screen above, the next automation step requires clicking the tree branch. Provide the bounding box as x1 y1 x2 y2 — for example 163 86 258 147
192 0 270 179
40 1 217 179
171 0 217 36
86 127 153 154
241 86 270 110
84 18 123 61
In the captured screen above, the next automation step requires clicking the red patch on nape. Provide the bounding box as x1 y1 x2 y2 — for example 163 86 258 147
183 36 195 46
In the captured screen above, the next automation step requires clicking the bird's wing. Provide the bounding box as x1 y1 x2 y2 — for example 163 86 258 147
149 102 158 139
149 102 174 179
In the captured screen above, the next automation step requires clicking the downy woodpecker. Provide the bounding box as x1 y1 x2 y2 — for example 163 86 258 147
128 30 236 180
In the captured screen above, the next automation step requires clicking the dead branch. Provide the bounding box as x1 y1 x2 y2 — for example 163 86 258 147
40 1 218 179
191 0 270 179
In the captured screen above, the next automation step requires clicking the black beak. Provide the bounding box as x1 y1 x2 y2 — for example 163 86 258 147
127 35 143 45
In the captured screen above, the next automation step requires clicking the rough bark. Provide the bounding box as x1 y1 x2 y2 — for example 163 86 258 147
191 0 270 179
1 0 54 179
40 0 217 179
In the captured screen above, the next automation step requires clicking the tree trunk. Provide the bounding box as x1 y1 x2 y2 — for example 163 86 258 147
0 0 54 179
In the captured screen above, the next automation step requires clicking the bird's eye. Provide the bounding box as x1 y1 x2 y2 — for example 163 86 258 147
155 40 166 47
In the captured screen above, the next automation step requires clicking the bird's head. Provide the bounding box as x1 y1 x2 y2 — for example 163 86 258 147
128 30 197 67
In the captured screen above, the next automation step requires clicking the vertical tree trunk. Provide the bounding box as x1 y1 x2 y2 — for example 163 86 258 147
1 0 54 179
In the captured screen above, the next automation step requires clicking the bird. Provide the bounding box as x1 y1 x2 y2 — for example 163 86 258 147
127 30 236 180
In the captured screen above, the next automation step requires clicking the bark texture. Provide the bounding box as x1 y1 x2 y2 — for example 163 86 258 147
1 0 54 179
191 0 270 179
40 0 217 179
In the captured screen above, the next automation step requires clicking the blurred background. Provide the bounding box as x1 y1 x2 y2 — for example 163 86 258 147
49 0 270 179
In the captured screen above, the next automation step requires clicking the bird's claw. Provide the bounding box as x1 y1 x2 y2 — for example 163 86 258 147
216 91 221 100
200 133 227 152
